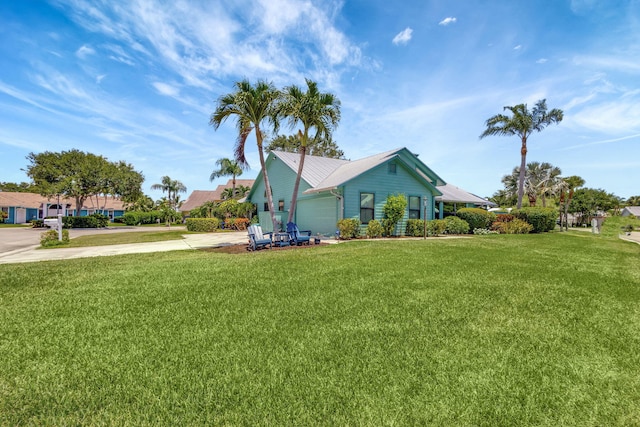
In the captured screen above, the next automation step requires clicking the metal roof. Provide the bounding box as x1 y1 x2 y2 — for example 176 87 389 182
435 183 496 206
270 151 350 188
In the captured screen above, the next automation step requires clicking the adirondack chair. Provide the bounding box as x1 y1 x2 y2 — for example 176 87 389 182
286 222 312 246
247 224 273 251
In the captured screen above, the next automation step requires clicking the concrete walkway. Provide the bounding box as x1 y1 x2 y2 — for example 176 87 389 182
0 231 249 264
620 231 640 245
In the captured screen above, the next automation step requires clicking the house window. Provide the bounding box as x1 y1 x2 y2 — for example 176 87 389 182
278 200 285 211
409 196 421 219
263 202 269 212
388 163 397 174
360 192 374 224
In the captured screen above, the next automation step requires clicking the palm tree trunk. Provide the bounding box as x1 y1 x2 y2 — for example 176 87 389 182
231 173 236 198
287 144 307 224
256 127 279 231
517 137 527 209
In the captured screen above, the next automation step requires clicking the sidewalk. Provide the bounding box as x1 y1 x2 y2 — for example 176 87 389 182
0 231 249 264
620 231 640 245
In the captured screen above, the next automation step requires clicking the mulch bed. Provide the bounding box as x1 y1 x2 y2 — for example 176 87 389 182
201 242 329 254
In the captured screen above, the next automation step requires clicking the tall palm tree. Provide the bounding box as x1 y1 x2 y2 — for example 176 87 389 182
279 79 341 223
150 175 187 211
209 157 247 196
210 80 281 230
480 99 563 208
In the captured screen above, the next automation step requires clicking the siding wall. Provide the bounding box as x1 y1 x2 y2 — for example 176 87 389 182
342 161 436 235
296 194 338 236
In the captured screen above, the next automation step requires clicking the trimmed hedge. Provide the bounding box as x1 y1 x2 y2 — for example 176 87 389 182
406 219 425 237
512 207 557 233
366 219 384 238
444 216 470 234
337 218 361 240
185 218 220 232
456 208 496 231
122 210 164 226
61 214 109 228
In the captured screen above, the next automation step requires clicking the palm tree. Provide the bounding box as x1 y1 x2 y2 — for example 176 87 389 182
210 80 281 231
480 99 563 208
150 175 187 211
209 158 247 196
536 162 562 207
560 175 585 231
627 195 640 206
279 79 341 223
221 184 251 201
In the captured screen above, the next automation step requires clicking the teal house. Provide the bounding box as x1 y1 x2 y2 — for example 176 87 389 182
248 148 451 236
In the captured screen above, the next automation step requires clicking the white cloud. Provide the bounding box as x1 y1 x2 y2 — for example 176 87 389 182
55 0 361 89
439 17 457 26
96 74 106 84
536 58 548 64
76 44 95 58
152 82 180 97
392 28 413 45
513 45 522 50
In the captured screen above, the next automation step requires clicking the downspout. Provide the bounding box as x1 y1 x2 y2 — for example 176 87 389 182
330 189 344 221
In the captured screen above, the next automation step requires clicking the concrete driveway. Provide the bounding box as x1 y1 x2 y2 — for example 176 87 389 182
0 226 248 264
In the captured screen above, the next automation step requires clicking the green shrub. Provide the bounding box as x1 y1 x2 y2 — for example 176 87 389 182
337 218 361 240
492 218 533 234
40 229 70 247
366 219 384 238
513 207 557 233
444 216 470 234
122 210 164 225
61 214 109 228
457 208 497 231
406 219 426 237
185 218 220 232
382 194 407 236
426 219 447 236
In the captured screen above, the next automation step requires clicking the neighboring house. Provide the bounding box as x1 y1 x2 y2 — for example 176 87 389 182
621 206 640 218
247 147 493 235
0 191 125 224
180 179 255 215
436 183 497 215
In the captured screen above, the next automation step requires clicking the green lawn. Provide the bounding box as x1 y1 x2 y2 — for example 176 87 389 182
61 230 188 248
1 232 639 425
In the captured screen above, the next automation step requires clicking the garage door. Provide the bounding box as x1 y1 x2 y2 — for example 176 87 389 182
296 196 338 236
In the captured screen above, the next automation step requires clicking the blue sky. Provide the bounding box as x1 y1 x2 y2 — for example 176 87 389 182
1 0 639 201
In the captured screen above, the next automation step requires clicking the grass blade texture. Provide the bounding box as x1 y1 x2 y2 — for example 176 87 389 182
1 232 639 425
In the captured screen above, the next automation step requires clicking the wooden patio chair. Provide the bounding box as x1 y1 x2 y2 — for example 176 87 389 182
247 224 273 251
286 222 312 246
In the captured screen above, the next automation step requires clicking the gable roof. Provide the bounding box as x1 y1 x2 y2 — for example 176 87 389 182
435 183 496 206
180 179 255 212
270 151 350 188
268 148 446 196
622 206 640 217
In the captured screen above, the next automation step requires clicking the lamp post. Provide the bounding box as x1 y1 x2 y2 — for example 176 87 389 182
423 196 427 239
